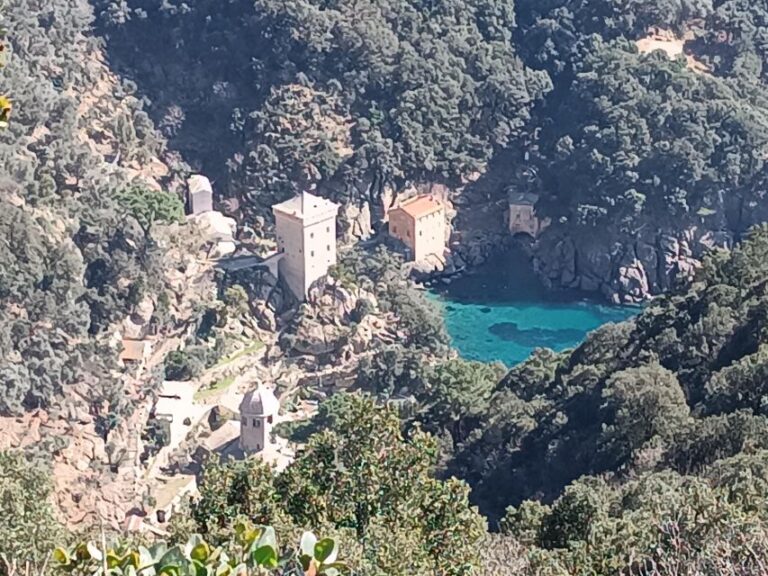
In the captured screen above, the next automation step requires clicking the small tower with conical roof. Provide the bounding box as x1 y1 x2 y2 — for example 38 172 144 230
239 387 280 453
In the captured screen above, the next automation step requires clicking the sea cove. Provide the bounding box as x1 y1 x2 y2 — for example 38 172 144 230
430 250 639 367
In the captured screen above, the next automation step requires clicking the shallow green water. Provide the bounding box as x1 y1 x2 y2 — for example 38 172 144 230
429 251 639 367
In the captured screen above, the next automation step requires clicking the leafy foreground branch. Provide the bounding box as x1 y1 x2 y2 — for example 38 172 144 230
48 524 348 576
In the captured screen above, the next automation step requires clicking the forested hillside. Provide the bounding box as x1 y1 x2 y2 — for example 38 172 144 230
93 0 768 302
518 0 768 301
93 0 551 215
331 225 768 573
0 0 188 418
0 1 252 540
474 224 768 572
7 0 768 574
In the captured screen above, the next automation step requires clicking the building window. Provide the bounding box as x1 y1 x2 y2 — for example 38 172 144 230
254 419 260 428
311 250 315 257
419 230 423 236
310 232 314 239
326 226 330 233
327 245 331 251
268 415 273 424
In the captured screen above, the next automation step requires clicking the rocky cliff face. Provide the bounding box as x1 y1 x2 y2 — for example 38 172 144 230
531 218 759 304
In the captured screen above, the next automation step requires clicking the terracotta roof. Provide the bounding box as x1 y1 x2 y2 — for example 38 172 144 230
203 420 241 452
120 339 149 362
272 191 339 220
393 195 443 219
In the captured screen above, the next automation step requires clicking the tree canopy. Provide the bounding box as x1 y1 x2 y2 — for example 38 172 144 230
181 395 486 576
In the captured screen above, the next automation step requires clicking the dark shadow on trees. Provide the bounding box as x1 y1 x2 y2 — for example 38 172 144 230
92 0 295 186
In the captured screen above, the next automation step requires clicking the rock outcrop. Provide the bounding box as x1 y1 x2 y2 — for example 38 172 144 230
340 201 373 242
188 211 238 259
281 280 391 361
532 225 728 303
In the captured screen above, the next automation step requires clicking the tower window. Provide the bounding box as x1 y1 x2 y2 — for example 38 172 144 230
326 226 330 233
310 232 314 238
254 419 260 428
311 250 315 257
327 245 331 251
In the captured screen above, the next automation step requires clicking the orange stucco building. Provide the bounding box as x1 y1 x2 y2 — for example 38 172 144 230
389 195 446 262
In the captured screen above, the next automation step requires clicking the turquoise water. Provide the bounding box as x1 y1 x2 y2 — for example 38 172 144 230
429 251 639 367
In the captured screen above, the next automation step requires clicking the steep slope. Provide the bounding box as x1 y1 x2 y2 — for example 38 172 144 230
0 0 219 530
449 225 768 522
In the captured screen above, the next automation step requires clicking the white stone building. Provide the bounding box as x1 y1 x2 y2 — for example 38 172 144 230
187 175 214 215
239 387 280 453
272 191 340 300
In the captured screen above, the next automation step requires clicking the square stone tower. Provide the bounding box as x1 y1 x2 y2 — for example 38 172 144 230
272 191 340 300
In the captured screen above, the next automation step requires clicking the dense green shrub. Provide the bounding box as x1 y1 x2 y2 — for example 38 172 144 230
52 524 349 576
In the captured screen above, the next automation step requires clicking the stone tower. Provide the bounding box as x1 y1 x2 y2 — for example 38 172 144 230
272 191 340 300
187 175 214 215
239 387 280 453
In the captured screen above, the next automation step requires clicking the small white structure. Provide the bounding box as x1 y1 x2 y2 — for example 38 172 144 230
187 175 214 215
239 387 280 453
272 191 340 300
508 192 549 238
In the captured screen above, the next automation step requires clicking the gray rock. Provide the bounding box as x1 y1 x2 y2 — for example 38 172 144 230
210 240 236 259
580 274 602 293
254 302 277 332
293 320 348 356
342 201 373 241
190 211 237 242
617 259 650 301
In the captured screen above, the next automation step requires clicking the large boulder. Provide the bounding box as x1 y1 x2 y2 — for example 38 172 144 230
292 319 348 356
254 302 277 332
189 211 237 242
341 201 373 242
616 259 650 303
350 321 374 354
209 240 236 259
409 253 446 281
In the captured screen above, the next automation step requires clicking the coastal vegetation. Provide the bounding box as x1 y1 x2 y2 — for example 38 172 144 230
7 0 768 574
